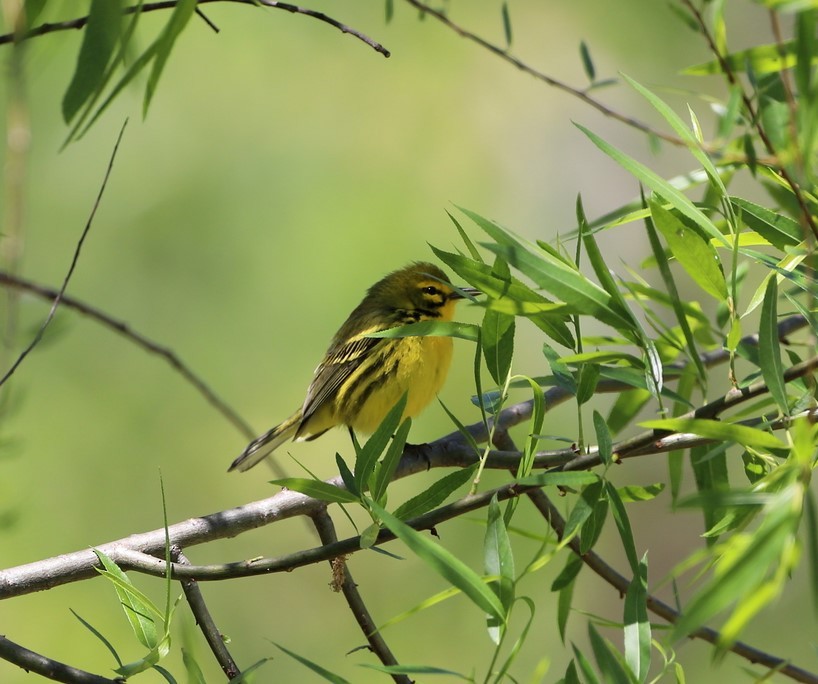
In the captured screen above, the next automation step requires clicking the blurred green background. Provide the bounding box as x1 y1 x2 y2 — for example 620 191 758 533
1 1 813 682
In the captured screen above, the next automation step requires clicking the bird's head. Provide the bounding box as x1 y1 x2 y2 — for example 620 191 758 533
369 262 479 322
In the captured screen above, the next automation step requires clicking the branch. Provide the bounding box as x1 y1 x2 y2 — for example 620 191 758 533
0 0 390 57
173 548 241 679
0 271 255 439
0 122 127 390
402 0 682 146
0 634 123 684
311 510 411 684
679 0 818 241
0 315 809 597
528 489 818 684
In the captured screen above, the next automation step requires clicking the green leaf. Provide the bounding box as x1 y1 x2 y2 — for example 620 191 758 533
580 494 608 554
606 481 640 574
617 483 665 503
270 478 359 504
516 471 599 489
457 207 635 330
482 307 515 386
731 197 802 248
360 663 470 679
367 320 480 342
371 502 506 621
642 204 707 385
94 550 159 649
62 0 124 123
607 389 652 435
564 480 604 542
689 444 730 542
641 417 786 450
684 41 797 76
576 363 600 405
650 200 727 301
759 277 789 415
557 571 577 645
624 74 727 197
580 40 596 82
551 552 584 592
70 609 123 667
354 393 408 493
577 125 727 246
143 0 199 114
485 495 515 644
433 246 575 347
445 210 484 262
371 417 412 504
624 554 651 683
275 642 352 684
578 194 639 332
501 1 512 47
593 411 613 466
806 491 818 618
588 622 638 684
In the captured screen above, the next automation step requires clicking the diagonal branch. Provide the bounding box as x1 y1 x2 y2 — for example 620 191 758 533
0 634 123 684
0 270 254 439
311 509 411 684
173 548 241 679
0 122 127 390
0 0 390 57
0 315 810 598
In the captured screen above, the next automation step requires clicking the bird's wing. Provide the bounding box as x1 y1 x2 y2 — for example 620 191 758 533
297 333 384 434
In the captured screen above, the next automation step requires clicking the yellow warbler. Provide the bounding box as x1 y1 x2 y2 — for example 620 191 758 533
229 262 476 472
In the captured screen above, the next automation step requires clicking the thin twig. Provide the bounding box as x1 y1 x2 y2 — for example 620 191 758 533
173 548 241 679
0 634 124 684
311 509 411 684
0 271 255 439
680 0 818 241
0 121 127 390
0 0 390 57
402 0 681 146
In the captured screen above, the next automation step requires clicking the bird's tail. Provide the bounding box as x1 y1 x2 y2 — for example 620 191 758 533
229 410 301 472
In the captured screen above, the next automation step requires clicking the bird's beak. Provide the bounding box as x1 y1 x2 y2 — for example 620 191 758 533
449 286 481 301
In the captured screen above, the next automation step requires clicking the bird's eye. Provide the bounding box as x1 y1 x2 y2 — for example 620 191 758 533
422 286 440 295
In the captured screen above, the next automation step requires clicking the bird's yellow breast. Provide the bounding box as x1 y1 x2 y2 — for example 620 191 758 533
342 334 453 434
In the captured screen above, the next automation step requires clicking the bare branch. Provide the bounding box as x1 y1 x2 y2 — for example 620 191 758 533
402 0 681 145
0 122 127 390
174 548 241 679
0 271 255 439
311 510 411 684
0 1 390 57
0 634 123 684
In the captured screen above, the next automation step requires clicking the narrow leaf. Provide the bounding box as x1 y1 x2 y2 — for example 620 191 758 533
354 393 408 493
641 417 786 450
62 0 124 122
275 643 352 684
759 277 788 415
270 478 359 504
606 482 640 574
650 200 727 301
624 554 651 683
394 463 477 520
371 502 506 621
485 495 515 643
144 0 198 113
577 125 727 246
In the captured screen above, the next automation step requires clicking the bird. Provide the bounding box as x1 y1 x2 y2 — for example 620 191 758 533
229 261 477 472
